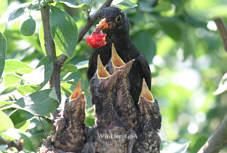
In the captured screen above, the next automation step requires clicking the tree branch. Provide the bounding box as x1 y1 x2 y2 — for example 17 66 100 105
77 0 113 43
0 138 24 151
198 114 227 153
214 18 227 52
41 6 67 102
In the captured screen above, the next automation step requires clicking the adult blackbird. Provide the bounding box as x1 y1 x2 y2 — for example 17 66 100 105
87 6 151 104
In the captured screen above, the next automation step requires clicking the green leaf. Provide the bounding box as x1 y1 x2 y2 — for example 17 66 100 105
28 0 53 10
12 89 59 116
49 88 59 101
50 6 78 57
132 30 156 64
0 0 7 32
85 108 95 126
0 101 14 107
113 0 137 9
4 60 33 74
213 73 227 95
8 6 25 21
183 28 194 60
0 33 7 78
0 0 7 17
55 0 90 9
161 140 190 153
153 1 172 12
17 85 40 95
61 63 78 73
4 73 22 87
0 110 14 132
39 23 46 54
20 17 36 36
15 120 30 131
37 56 54 88
158 18 182 41
187 0 227 19
0 87 16 95
75 60 88 69
138 1 153 12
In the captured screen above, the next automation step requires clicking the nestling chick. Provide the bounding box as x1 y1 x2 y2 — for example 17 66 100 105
105 44 139 131
133 79 161 153
90 55 121 127
52 80 86 152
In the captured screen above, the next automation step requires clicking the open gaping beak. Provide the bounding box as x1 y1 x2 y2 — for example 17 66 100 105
70 79 85 103
139 78 154 103
96 54 120 87
111 43 125 68
97 55 111 79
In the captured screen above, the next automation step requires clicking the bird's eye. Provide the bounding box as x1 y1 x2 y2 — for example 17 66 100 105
115 15 122 23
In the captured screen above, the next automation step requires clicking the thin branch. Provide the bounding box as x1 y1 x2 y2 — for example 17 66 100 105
77 0 113 43
214 18 227 52
39 116 48 137
198 114 227 153
0 138 24 151
41 6 68 102
41 6 56 59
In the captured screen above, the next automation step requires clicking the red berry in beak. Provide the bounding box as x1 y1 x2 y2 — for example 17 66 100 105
86 32 107 48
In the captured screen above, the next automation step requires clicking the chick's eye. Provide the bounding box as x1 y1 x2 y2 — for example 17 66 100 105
115 15 122 23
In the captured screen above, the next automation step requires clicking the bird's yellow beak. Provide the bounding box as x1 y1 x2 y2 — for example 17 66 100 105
140 79 154 103
97 55 111 79
111 43 125 68
70 79 84 101
96 18 109 33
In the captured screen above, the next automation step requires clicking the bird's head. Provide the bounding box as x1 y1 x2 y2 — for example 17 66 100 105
66 79 85 120
138 79 162 130
111 43 135 74
139 79 155 120
90 54 120 99
97 7 130 35
96 54 120 91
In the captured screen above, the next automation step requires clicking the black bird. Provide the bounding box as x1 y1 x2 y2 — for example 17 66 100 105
87 6 151 104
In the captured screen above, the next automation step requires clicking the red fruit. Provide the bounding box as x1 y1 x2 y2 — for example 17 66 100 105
86 32 107 48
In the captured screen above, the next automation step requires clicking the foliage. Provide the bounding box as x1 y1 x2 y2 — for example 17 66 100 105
0 0 227 152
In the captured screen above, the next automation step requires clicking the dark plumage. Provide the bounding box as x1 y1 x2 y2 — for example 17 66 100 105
89 55 122 127
87 6 151 104
105 45 139 131
87 56 136 153
133 79 161 153
52 80 86 152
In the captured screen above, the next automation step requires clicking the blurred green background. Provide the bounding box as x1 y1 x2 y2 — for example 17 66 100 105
0 0 227 152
